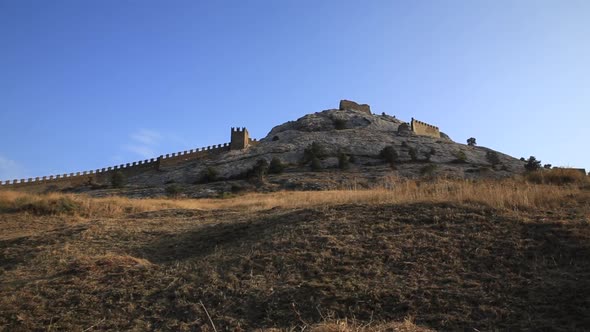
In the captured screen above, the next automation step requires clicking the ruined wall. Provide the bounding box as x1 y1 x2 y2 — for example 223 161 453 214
410 118 441 138
339 100 371 115
1 126 256 191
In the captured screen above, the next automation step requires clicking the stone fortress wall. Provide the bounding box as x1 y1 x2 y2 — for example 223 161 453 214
339 99 371 115
410 117 441 139
0 128 257 190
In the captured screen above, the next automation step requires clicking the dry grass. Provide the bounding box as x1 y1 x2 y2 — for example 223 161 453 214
0 178 585 217
526 168 589 185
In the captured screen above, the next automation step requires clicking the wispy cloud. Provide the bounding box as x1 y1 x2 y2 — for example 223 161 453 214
130 129 162 145
123 129 162 159
0 155 24 180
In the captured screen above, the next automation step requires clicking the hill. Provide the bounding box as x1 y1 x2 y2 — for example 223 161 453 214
0 100 528 197
0 181 589 331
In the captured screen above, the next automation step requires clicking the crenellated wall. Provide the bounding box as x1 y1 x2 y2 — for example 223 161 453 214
0 127 257 190
410 118 440 138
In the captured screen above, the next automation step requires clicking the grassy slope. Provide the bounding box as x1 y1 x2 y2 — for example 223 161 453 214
0 181 589 331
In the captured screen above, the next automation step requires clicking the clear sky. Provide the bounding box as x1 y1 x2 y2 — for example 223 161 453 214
1 0 589 180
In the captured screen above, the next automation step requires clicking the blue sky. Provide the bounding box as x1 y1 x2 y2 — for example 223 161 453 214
1 1 589 180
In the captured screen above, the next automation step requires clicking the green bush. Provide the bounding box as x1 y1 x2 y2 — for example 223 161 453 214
165 184 183 198
467 137 477 146
420 164 438 176
303 142 326 164
453 150 467 163
111 171 126 188
251 159 269 181
338 153 350 170
200 166 218 183
379 146 398 164
524 156 542 172
486 151 501 166
311 157 322 171
269 157 285 174
333 118 347 130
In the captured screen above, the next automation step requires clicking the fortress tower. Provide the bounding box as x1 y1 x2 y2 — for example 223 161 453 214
230 127 250 150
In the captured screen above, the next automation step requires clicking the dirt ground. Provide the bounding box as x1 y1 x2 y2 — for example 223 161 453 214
1 200 589 331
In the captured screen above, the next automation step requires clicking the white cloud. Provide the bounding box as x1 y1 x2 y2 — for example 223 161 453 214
0 155 24 180
130 129 162 145
123 129 162 159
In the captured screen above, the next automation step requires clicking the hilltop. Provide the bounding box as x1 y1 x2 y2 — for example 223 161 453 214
0 100 527 197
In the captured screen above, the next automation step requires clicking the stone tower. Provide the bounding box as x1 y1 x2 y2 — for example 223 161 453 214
230 127 250 150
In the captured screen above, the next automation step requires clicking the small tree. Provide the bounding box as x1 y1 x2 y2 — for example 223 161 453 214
467 137 477 146
269 157 285 174
544 164 552 169
524 156 542 172
338 152 350 170
110 171 126 188
379 146 398 164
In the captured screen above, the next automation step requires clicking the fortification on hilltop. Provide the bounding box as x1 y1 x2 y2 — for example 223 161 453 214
0 127 258 190
339 99 371 115
410 117 441 139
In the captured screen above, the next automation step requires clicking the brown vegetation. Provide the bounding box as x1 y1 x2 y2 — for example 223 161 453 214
0 178 589 330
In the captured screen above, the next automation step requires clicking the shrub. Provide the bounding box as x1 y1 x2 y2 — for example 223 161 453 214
453 150 467 163
303 142 326 164
544 164 552 169
333 118 347 130
200 166 218 183
338 153 350 170
524 156 542 172
486 151 501 166
251 159 269 181
165 184 183 198
269 157 285 174
467 137 477 146
420 164 438 176
272 136 279 141
379 146 398 164
111 171 126 188
310 157 322 171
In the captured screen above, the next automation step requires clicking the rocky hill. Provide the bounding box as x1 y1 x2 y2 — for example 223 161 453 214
102 101 525 198
1 100 527 197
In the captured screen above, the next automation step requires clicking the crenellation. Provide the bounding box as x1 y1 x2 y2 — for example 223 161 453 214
1 126 254 190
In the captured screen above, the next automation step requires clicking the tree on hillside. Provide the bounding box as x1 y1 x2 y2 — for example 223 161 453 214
467 137 477 146
524 156 542 172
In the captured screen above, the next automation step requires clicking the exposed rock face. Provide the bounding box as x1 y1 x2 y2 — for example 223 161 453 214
339 99 371 115
397 123 411 136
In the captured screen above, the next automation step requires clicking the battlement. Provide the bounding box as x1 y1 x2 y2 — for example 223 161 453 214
410 118 441 138
0 126 255 190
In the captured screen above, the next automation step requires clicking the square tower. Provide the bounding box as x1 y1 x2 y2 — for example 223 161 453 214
230 127 250 150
